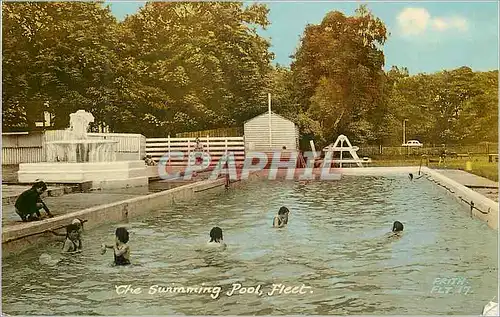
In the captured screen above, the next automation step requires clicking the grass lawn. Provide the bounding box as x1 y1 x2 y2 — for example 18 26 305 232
369 155 498 182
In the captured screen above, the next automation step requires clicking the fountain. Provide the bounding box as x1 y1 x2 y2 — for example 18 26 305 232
45 110 117 163
17 110 148 189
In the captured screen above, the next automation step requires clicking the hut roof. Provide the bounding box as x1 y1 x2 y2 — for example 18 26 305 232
244 111 293 125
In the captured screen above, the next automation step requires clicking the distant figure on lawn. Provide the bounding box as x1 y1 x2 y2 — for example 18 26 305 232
15 181 54 222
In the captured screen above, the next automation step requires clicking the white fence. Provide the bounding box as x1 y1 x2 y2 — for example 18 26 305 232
146 136 245 167
2 147 45 165
2 132 44 165
2 131 146 164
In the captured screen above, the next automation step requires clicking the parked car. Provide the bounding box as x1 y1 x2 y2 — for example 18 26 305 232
402 140 423 147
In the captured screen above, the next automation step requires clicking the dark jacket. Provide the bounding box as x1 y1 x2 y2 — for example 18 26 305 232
15 188 42 216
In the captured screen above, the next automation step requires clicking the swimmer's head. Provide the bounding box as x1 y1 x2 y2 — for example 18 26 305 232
392 221 404 232
209 227 223 242
66 223 80 240
278 206 290 215
408 173 413 180
72 218 84 231
115 227 129 244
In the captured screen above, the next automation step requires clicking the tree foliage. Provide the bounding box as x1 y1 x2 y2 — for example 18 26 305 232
2 2 119 130
2 1 272 136
110 2 273 136
2 2 497 145
290 5 388 147
385 67 498 145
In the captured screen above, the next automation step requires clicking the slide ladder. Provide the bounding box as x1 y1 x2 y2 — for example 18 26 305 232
323 135 364 168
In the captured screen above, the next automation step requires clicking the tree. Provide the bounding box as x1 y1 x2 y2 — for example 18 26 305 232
455 70 498 143
115 2 273 136
2 2 119 131
290 5 388 146
384 67 498 146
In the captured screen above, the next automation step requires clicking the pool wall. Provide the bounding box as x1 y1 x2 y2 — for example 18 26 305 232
333 166 498 230
422 167 498 230
1 175 260 258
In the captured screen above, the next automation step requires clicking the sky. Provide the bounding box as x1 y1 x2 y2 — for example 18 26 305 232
107 1 499 74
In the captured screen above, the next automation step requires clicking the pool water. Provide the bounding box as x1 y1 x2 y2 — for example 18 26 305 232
2 176 498 315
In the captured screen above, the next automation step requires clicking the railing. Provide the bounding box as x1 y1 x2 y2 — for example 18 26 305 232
358 144 499 156
2 147 45 165
146 136 245 167
2 132 44 164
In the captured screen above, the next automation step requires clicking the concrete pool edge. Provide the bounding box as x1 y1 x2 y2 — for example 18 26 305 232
330 166 498 230
1 175 251 257
421 167 499 230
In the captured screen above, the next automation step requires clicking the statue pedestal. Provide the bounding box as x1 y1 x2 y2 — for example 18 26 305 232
17 161 148 189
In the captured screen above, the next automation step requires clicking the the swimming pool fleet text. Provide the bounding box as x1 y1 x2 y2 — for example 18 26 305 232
115 283 313 299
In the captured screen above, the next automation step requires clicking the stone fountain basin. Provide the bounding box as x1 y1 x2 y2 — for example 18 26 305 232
46 139 119 164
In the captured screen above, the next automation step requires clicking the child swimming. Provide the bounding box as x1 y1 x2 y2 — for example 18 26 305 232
207 227 227 250
101 227 131 266
409 173 423 181
392 221 404 236
48 218 85 249
273 206 290 228
62 224 82 253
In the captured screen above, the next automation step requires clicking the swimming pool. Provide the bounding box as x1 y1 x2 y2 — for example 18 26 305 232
2 176 498 315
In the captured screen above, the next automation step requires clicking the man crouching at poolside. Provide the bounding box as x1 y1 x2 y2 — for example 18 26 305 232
15 181 54 222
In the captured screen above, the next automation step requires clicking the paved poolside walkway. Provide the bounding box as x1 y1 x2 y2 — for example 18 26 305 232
1 169 213 229
1 191 146 227
435 169 498 202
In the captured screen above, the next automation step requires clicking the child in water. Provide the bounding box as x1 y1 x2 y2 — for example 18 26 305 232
392 221 404 236
408 173 423 181
49 218 85 250
207 227 227 250
101 227 131 265
273 206 290 228
62 223 82 253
